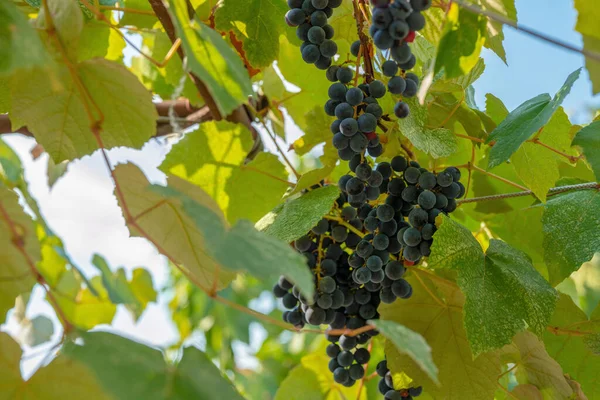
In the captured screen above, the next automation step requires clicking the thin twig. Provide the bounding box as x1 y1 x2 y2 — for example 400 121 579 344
470 163 528 191
458 182 599 204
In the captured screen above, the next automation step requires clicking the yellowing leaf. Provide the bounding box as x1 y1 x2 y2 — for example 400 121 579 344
10 59 158 162
114 162 236 291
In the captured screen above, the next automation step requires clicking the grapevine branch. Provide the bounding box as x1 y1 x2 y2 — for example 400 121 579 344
451 0 600 63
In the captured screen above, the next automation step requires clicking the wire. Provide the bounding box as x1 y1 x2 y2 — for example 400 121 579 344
458 182 599 204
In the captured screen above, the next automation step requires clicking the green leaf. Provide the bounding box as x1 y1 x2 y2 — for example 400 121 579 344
501 331 574 398
20 315 54 347
542 189 600 286
290 165 335 195
398 98 458 159
77 20 126 62
511 108 573 201
0 0 50 75
435 3 486 78
0 187 38 323
128 268 157 319
275 353 366 400
379 276 501 399
91 254 138 305
114 163 236 291
10 58 158 162
429 216 558 356
487 69 581 169
543 294 600 396
292 106 332 156
170 188 315 300
574 0 600 94
485 93 509 125
0 333 23 397
35 0 84 60
214 0 288 68
256 185 340 243
0 138 24 183
63 331 245 400
369 319 438 384
46 158 69 189
479 0 517 63
119 0 157 29
328 0 356 46
169 0 253 116
573 120 600 180
160 121 288 224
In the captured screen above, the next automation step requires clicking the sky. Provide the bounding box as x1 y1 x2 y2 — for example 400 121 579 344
2 0 598 379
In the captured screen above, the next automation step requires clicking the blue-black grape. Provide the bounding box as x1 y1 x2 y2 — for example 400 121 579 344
373 29 394 49
388 76 407 95
404 166 421 184
350 133 369 153
286 9 306 26
391 42 412 64
403 227 421 246
328 82 347 100
418 171 436 189
320 39 338 57
407 10 426 30
403 78 418 97
302 44 321 63
418 190 436 210
340 117 358 136
335 102 355 119
350 40 361 56
358 113 378 132
346 87 364 106
382 60 399 77
368 80 387 98
326 65 340 82
337 67 354 83
310 10 328 26
394 101 410 118
388 19 409 39
408 207 428 227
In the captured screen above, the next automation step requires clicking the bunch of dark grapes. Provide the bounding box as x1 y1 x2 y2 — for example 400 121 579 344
285 0 344 69
376 359 423 399
368 0 431 118
325 66 386 160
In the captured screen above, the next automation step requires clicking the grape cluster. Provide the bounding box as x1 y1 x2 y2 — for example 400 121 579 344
285 0 343 69
325 66 386 160
369 0 431 118
376 359 423 400
272 157 464 394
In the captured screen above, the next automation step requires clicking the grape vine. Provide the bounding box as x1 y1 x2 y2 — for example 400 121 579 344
277 0 464 396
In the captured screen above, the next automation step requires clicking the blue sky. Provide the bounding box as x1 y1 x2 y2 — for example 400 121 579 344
473 0 599 123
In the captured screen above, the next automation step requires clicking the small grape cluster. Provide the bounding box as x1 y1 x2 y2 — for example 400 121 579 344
325 66 386 160
285 0 344 69
369 0 431 118
376 359 423 400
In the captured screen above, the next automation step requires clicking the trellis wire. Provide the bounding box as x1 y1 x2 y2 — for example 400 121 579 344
458 182 599 204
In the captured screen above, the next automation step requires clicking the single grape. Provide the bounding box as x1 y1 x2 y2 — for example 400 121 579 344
294 235 312 251
287 310 303 326
323 23 335 39
359 304 377 319
401 185 418 203
380 287 396 304
364 215 379 232
376 360 388 377
418 190 436 210
372 7 392 29
288 0 303 8
437 171 453 187
337 66 354 84
405 72 420 85
445 166 462 182
350 133 369 153
333 132 350 150
338 174 352 192
332 225 349 242
327 343 341 358
285 9 306 26
442 182 461 199
368 80 387 98
376 203 395 222
350 40 361 56
368 144 383 157
418 171 436 189
333 367 350 384
373 29 394 49
320 39 338 57
354 267 372 284
403 78 418 97
306 307 326 325
388 76 407 95
388 178 406 196
407 10 426 30
358 112 377 132
366 255 383 271
328 82 347 101
388 19 409 40
301 44 320 63
390 156 408 172
382 60 399 77
324 99 340 116
391 278 411 298
367 170 383 187
317 293 333 309
296 23 311 40
385 260 406 280
365 103 383 118
403 245 422 262
394 101 410 118
384 390 403 400
376 162 393 179
311 0 328 9
420 240 431 256
408 208 428 227
456 181 466 198
337 350 354 367
403 227 422 246
399 54 416 70
339 117 358 136
346 87 364 106
326 65 340 82
354 348 370 364
404 166 421 184
421 223 435 240
341 206 357 220
308 26 326 44
335 102 354 119
310 10 328 26
390 42 412 63
445 198 457 213
355 162 372 180
330 119 342 133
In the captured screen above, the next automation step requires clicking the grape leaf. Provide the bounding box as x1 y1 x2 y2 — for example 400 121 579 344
114 163 236 290
435 3 486 78
542 189 600 286
486 69 581 169
10 58 158 162
428 216 557 356
169 0 253 116
480 0 517 64
0 187 38 323
290 165 335 195
574 0 600 94
160 121 288 224
0 0 50 75
501 331 573 398
485 93 509 125
63 331 245 400
34 0 84 60
167 188 315 299
120 0 157 28
256 185 340 243
214 0 288 68
78 20 126 62
328 0 356 46
511 108 574 201
368 319 438 384
275 353 367 400
128 268 157 320
543 294 600 397
0 138 24 183
291 106 332 157
572 120 600 181
379 276 501 399
0 333 23 398
398 98 458 159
